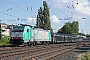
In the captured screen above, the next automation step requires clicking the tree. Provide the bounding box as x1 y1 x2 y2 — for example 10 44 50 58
43 1 50 29
0 26 1 40
36 1 53 33
86 34 90 38
71 21 79 35
36 7 43 28
78 33 85 36
57 21 79 35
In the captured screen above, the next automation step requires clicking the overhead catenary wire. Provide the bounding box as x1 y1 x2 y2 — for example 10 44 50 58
7 7 13 11
0 11 32 22
0 19 18 24
0 12 29 21
0 11 19 19
1 0 43 8
48 0 72 21
2 0 36 15
0 18 35 24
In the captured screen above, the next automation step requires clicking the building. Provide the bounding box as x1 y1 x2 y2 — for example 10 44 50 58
0 23 8 29
0 23 12 37
1 29 10 36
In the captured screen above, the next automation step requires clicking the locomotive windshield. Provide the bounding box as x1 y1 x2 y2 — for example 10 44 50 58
12 28 24 32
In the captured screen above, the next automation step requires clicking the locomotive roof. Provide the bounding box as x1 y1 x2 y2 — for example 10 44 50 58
14 26 25 28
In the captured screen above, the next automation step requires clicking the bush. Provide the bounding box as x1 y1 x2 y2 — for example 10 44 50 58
81 51 90 60
0 36 11 46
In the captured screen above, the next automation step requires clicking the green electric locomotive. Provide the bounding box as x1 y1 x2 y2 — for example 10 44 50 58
10 25 52 45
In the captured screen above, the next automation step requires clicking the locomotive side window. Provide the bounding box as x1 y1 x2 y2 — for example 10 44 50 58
27 29 29 32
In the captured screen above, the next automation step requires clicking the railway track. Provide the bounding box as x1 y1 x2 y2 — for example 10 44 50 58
0 44 62 55
21 42 89 60
0 44 65 59
21 46 75 60
0 41 89 60
0 43 74 55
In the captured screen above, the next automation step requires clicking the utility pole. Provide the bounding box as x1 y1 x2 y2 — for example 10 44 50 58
81 29 83 34
66 0 76 21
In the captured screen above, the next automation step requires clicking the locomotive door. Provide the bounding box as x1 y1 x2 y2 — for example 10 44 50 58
27 29 29 40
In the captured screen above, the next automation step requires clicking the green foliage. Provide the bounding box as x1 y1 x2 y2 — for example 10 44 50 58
0 27 1 40
57 21 79 35
36 7 44 28
0 36 11 46
81 51 90 60
86 34 90 38
43 1 51 30
78 33 85 36
36 1 53 33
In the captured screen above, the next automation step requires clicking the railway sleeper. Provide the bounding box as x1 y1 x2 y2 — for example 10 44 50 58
0 46 53 58
43 47 76 60
21 46 75 60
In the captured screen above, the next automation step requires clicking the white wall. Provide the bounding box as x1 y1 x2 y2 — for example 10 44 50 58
1 29 10 36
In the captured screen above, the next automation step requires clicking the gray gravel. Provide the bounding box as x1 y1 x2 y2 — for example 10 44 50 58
0 45 65 60
0 43 90 60
50 45 90 60
50 49 79 60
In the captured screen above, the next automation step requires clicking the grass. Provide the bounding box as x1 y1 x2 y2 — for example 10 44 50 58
0 36 11 46
82 51 90 60
87 52 90 60
88 52 90 60
78 51 90 60
77 53 84 60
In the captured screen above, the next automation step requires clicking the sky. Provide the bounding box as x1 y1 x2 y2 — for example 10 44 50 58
0 0 90 34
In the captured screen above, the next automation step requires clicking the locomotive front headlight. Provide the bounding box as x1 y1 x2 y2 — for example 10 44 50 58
11 37 13 39
20 37 23 39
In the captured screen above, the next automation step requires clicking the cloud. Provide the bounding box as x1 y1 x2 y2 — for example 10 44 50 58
52 0 90 21
52 0 71 7
27 17 36 23
74 15 85 22
74 0 90 15
52 15 60 23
